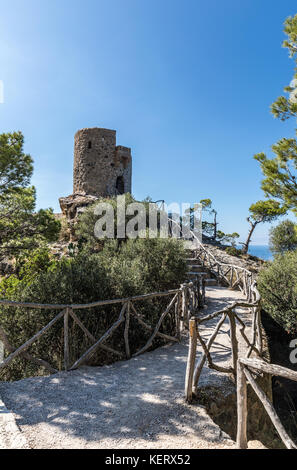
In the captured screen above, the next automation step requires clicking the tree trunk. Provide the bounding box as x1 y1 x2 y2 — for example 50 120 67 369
212 211 217 240
242 220 258 254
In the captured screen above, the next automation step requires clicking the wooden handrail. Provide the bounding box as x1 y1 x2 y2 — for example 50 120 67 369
182 231 262 402
170 217 259 300
237 358 297 449
0 288 181 310
0 276 206 377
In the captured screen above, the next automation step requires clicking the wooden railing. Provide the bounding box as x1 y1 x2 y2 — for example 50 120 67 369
0 277 206 376
184 235 297 449
237 358 297 449
183 229 263 402
193 242 256 302
170 217 257 300
185 281 262 402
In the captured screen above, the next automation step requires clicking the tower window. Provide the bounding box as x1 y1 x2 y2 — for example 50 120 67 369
116 176 125 195
88 141 92 149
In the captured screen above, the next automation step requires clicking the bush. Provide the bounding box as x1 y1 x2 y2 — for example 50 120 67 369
76 193 147 248
269 219 297 255
225 246 242 257
0 237 187 380
258 250 297 334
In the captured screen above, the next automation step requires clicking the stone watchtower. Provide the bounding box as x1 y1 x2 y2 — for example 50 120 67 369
59 127 132 235
73 127 132 197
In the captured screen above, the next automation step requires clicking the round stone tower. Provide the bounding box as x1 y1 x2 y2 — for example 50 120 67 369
73 127 132 197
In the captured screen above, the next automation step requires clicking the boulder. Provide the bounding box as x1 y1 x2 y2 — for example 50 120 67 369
59 192 98 241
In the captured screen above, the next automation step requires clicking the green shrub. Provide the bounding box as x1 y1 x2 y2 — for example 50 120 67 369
225 246 242 257
75 194 170 252
258 250 297 334
269 219 297 255
0 238 187 380
76 193 146 248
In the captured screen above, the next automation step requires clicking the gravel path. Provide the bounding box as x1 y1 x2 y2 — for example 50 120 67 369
0 287 249 449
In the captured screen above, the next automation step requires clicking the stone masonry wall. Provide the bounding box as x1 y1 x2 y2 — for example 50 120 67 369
73 127 132 198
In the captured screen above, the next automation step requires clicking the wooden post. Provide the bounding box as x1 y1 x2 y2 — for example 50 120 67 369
181 285 187 331
256 306 263 355
248 306 258 357
64 308 70 371
193 279 197 310
175 293 179 337
0 340 3 364
176 289 182 338
185 287 190 327
124 301 131 359
230 267 234 288
243 272 247 298
228 310 238 379
185 317 197 403
236 360 248 449
247 274 252 302
179 290 184 334
243 366 297 449
197 277 202 309
201 274 206 306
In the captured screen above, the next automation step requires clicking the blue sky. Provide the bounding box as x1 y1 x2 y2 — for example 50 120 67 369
0 0 297 245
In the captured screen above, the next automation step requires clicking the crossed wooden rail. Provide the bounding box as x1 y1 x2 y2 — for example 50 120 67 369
184 235 297 448
184 230 262 401
237 358 297 449
193 244 256 301
185 282 262 402
0 277 205 376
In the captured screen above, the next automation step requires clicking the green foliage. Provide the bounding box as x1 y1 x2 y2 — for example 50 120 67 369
255 15 297 214
0 131 33 194
258 250 297 334
0 237 187 380
269 219 297 255
0 247 56 298
202 221 215 237
242 200 286 254
199 198 219 240
225 246 242 257
0 190 60 257
283 15 297 59
0 132 61 259
271 15 297 121
248 200 287 222
216 231 240 248
200 199 212 210
254 143 297 215
75 193 150 249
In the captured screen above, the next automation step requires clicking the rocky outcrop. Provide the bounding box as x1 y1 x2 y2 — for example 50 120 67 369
59 192 98 241
59 193 98 221
203 242 265 274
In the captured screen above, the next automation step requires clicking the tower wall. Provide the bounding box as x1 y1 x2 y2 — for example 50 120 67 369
73 127 132 197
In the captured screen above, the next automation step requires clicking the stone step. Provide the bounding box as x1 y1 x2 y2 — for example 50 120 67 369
186 272 217 286
186 271 208 277
187 265 207 273
185 259 202 266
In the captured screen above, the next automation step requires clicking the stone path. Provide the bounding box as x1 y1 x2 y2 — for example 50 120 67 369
0 287 252 449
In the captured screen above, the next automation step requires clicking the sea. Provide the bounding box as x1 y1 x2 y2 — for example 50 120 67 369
237 245 273 261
